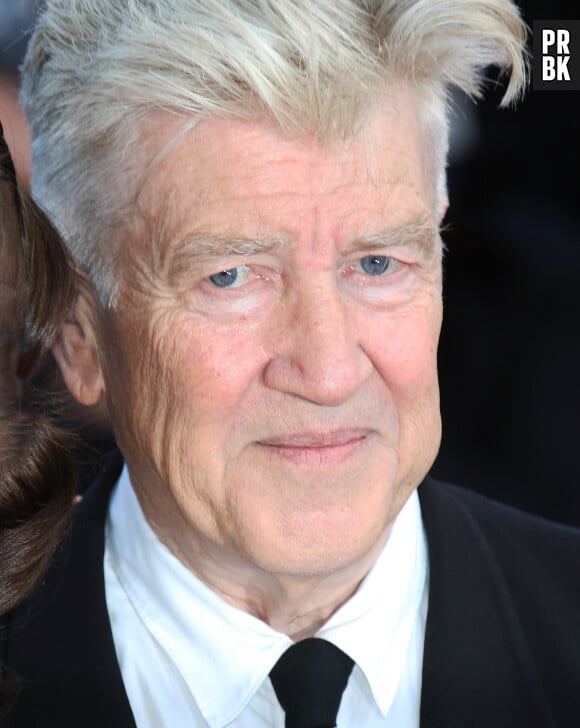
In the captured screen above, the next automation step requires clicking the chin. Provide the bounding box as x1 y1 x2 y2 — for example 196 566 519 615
247 505 393 581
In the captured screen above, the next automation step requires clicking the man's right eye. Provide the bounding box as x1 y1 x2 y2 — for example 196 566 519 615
208 265 251 288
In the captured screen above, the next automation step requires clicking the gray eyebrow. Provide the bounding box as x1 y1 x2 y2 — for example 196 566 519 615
167 218 441 278
173 234 292 260
165 233 292 280
353 219 442 260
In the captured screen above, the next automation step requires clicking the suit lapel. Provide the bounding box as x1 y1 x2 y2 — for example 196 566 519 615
418 478 554 728
3 450 136 728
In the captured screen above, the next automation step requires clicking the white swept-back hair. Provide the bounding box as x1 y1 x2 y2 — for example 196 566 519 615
21 0 527 306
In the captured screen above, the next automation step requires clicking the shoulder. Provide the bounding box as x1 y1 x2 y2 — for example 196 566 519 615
0 450 132 727
420 476 580 599
418 477 580 723
420 475 580 570
420 476 580 680
1 448 123 628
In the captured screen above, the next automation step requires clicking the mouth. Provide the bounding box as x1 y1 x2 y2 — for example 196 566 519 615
256 429 372 466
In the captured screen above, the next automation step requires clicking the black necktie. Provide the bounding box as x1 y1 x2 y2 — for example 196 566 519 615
269 638 355 728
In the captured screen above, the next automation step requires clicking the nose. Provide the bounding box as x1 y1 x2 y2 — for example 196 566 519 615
263 278 373 406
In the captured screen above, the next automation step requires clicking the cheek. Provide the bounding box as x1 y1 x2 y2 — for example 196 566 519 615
363 299 442 487
165 316 269 421
104 310 272 493
364 298 441 395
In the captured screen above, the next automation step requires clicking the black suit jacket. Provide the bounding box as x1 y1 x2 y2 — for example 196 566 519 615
2 452 580 727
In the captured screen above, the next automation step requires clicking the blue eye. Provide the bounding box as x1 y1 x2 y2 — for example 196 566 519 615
209 269 238 287
359 255 391 276
208 266 250 288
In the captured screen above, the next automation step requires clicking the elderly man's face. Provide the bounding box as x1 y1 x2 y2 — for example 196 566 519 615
95 85 443 582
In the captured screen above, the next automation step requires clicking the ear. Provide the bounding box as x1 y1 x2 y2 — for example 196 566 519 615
53 277 106 407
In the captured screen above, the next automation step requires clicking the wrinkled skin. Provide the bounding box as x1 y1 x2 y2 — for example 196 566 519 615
57 84 444 635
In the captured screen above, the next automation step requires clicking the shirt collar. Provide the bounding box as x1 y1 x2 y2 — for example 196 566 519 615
317 490 428 716
107 466 428 726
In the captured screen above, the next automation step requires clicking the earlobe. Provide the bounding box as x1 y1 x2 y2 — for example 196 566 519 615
52 285 106 407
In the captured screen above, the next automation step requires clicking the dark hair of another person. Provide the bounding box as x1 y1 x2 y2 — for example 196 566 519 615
0 122 77 616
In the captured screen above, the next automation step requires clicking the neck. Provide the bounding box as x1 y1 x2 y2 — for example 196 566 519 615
209 567 370 640
133 469 391 639
161 519 389 640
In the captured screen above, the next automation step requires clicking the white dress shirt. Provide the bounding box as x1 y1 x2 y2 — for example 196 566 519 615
105 467 429 727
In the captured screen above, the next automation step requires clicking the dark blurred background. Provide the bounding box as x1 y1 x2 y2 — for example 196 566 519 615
432 0 580 526
1 0 579 525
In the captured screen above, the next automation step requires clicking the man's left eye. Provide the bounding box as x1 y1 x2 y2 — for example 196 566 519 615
358 255 393 276
208 265 251 288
